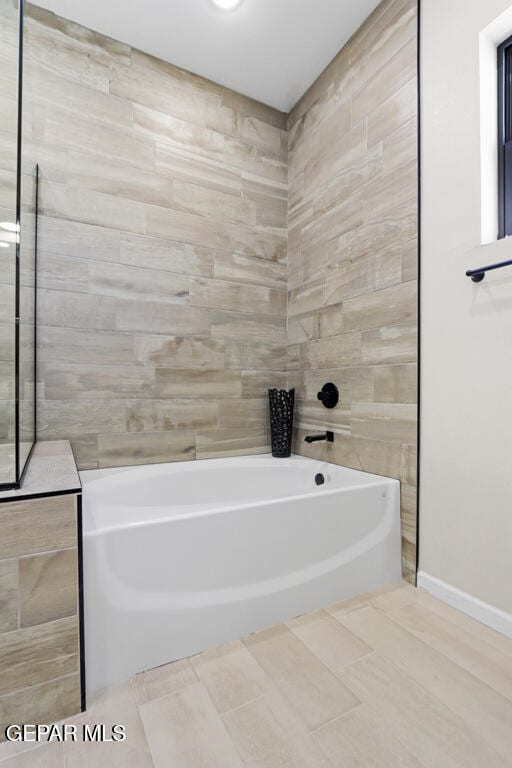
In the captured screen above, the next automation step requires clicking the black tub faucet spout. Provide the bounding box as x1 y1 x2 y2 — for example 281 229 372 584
304 432 334 444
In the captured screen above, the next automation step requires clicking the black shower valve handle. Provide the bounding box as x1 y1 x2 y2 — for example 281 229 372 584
316 382 339 409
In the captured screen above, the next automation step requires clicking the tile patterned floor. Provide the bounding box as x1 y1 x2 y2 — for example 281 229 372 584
1 581 511 767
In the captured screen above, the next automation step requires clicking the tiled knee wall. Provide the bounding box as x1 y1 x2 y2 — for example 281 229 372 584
0 494 81 738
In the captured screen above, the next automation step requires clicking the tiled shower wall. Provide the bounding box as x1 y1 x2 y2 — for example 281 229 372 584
26 0 417 574
26 4 288 469
288 0 418 580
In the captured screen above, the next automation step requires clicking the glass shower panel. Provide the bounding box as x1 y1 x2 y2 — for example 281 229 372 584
18 3 37 476
0 0 21 485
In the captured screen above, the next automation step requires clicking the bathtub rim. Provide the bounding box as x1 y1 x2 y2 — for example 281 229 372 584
80 453 400 535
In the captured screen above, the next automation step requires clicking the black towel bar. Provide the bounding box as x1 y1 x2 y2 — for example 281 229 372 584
466 258 512 282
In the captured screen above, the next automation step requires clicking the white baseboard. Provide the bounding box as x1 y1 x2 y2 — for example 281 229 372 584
416 571 512 639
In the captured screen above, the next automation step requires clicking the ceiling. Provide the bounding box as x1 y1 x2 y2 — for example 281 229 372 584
33 0 382 112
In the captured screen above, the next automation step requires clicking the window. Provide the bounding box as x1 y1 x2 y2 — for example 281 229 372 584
498 34 512 238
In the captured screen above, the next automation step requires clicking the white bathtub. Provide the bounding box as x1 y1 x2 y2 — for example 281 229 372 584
80 454 401 693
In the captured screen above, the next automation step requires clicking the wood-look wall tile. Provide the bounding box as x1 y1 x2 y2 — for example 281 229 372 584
221 89 287 131
224 137 287 183
38 327 135 366
343 281 417 332
0 284 15 325
401 237 418 283
361 324 417 364
97 430 195 468
27 57 132 129
144 205 225 254
37 216 121 263
350 0 416 84
368 76 417 147
303 367 374 405
119 232 214 277
110 47 217 119
0 558 17 633
303 124 366 198
366 169 416 233
210 311 286 345
156 145 241 196
301 195 365 258
37 400 127 438
19 549 78 628
44 114 153 171
0 616 79 695
196 428 269 459
373 364 417 403
214 250 286 289
190 278 271 314
295 400 351 435
351 402 417 444
382 115 418 176
317 303 345 338
154 369 241 399
299 333 362 370
173 180 255 225
323 257 375 307
126 399 218 432
401 483 417 547
89 262 190 305
288 313 320 345
288 281 324 317
43 364 154 400
374 244 403 290
335 213 416 268
312 144 383 220
27 5 131 87
147 201 286 261
242 170 287 200
37 252 89 294
67 436 98 471
217 399 268 429
287 344 300 371
401 443 417 486
270 290 287 316
351 36 416 126
66 151 173 208
224 341 286 371
0 674 80 744
132 102 224 162
39 180 147 235
0 495 76 559
115 301 210 336
238 115 283 154
134 335 224 368
333 434 403 480
241 371 287 398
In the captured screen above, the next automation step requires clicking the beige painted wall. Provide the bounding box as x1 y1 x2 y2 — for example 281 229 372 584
287 0 418 580
26 4 288 470
421 0 512 612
